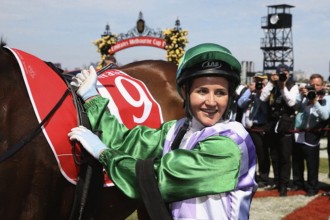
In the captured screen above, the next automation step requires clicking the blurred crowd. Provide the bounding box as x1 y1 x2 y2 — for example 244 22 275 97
230 64 330 197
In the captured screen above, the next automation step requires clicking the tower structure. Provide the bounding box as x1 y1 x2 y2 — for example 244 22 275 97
260 4 294 72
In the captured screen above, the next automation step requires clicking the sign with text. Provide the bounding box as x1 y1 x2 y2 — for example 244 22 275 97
109 36 166 54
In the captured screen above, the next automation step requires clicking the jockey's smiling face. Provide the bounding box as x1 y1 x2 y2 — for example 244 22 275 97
189 76 229 127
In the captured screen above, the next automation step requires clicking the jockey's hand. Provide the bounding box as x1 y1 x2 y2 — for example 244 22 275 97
71 66 99 101
68 126 107 159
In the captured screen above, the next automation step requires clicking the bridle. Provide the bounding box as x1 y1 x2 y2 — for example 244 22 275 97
0 83 71 163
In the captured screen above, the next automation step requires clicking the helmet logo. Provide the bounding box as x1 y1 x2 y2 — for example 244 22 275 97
202 61 222 69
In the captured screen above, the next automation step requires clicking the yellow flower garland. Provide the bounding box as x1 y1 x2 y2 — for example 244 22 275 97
93 29 188 67
93 35 117 69
163 28 188 65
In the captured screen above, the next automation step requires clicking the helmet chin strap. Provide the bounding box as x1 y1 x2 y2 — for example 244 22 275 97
170 82 192 150
224 84 236 120
222 96 232 121
183 82 193 120
170 118 190 150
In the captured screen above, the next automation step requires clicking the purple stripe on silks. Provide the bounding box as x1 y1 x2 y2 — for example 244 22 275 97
218 130 244 145
171 198 196 219
184 127 245 152
185 128 217 150
184 127 235 150
245 134 257 168
237 135 257 189
186 125 256 190
163 139 173 156
216 130 257 189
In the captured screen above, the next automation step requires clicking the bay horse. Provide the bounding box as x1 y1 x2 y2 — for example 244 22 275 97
0 41 184 220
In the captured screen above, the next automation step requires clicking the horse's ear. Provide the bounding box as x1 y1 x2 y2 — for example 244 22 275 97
0 38 6 47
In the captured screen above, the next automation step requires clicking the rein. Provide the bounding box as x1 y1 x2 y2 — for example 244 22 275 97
0 88 71 163
0 57 98 166
56 67 104 220
0 54 103 220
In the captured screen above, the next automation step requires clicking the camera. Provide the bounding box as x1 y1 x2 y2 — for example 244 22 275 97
305 85 316 100
305 85 315 91
255 81 263 90
278 72 287 82
305 85 325 100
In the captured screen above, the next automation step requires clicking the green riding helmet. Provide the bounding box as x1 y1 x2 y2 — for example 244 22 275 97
176 43 241 98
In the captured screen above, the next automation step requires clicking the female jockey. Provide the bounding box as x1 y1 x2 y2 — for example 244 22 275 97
69 43 257 220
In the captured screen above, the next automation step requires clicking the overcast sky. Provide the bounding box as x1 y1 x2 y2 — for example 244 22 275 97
1 0 329 79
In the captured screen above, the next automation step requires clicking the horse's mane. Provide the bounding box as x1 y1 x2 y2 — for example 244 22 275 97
121 59 169 66
120 59 177 71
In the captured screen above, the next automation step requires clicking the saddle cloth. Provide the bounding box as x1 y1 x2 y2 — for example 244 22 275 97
6 47 163 187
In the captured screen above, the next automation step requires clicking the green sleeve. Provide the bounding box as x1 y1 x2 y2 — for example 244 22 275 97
99 135 241 202
84 96 175 159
